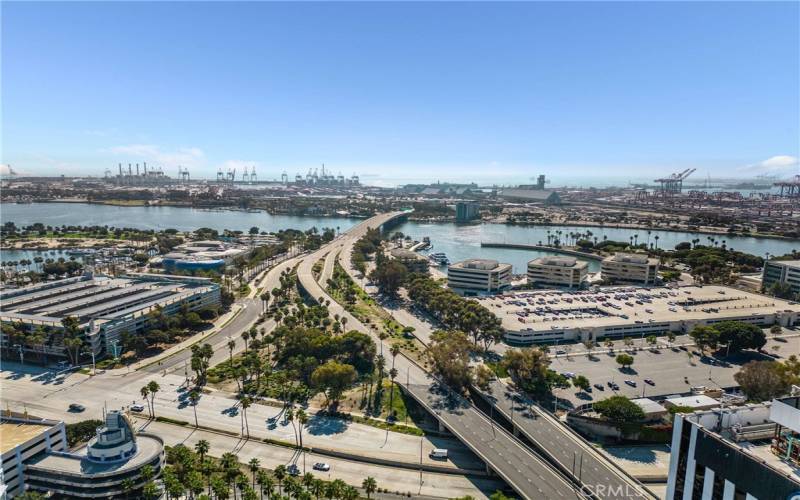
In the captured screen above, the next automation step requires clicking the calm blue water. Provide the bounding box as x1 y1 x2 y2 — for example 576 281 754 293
394 221 799 274
2 203 797 275
0 203 358 233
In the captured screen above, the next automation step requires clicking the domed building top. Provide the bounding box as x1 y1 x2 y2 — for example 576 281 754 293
87 410 137 462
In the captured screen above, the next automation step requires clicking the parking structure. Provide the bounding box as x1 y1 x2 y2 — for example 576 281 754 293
477 284 799 345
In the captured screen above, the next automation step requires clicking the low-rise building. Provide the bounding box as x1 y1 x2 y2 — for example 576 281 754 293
447 259 511 296
162 239 250 271
665 396 800 500
663 394 720 412
762 259 800 296
389 248 429 274
1 411 165 498
527 256 588 288
601 253 660 285
630 398 669 422
0 272 220 360
497 188 561 205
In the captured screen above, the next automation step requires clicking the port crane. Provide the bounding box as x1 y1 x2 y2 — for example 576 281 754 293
655 168 696 194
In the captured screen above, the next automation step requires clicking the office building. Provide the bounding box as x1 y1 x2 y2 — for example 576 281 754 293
527 256 588 288
601 253 660 285
389 248 429 274
1 411 165 498
665 396 800 500
455 201 480 222
0 273 220 359
762 259 800 295
447 259 511 296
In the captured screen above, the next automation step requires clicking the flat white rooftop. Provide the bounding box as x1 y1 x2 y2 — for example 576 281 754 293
477 284 798 336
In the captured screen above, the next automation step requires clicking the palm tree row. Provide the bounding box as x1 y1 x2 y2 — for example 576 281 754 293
152 441 377 500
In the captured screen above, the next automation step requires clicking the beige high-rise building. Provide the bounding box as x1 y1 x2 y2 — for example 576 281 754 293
601 252 660 284
527 256 588 288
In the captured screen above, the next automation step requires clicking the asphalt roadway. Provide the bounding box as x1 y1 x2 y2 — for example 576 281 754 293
296 212 585 500
380 297 654 500
480 379 653 500
141 252 304 374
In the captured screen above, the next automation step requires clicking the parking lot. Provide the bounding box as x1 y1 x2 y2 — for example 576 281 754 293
547 332 800 408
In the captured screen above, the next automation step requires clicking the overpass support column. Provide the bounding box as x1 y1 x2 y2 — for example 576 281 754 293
437 420 450 434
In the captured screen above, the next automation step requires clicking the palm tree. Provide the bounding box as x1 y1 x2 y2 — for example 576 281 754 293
362 477 377 499
302 472 315 493
256 470 270 500
274 465 287 496
140 386 151 417
242 330 250 353
147 380 160 417
228 339 236 364
342 486 359 500
248 457 261 489
192 439 209 462
388 367 399 418
296 408 308 449
189 390 200 427
240 395 252 438
285 407 297 447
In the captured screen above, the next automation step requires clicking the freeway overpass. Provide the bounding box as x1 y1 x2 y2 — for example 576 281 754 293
327 211 654 500
474 380 655 500
296 212 585 500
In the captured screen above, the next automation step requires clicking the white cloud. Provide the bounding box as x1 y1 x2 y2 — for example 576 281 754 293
740 155 799 173
106 144 206 170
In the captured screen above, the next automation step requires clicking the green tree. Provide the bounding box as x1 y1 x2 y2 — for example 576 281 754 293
734 360 791 401
615 353 634 369
714 321 767 354
310 360 357 405
427 330 474 390
572 375 591 393
362 477 377 499
689 325 720 352
593 396 645 424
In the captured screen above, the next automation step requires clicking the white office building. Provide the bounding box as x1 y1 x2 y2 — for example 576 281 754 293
601 253 660 285
762 259 800 295
665 396 800 500
447 259 511 296
527 257 588 288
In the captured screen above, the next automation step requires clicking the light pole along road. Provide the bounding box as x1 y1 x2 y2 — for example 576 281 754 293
295 211 585 500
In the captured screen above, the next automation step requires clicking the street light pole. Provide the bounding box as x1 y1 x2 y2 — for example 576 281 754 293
13 344 24 366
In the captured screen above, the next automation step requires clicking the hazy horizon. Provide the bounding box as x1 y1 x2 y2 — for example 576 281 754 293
2 2 798 181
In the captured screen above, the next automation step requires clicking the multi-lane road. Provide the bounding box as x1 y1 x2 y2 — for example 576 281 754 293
295 212 595 500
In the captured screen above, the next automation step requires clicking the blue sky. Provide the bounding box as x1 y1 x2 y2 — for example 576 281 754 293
2 1 799 185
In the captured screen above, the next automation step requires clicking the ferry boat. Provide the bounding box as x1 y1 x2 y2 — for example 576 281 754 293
428 252 450 266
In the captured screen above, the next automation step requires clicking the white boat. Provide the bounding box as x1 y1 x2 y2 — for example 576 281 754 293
428 252 449 266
